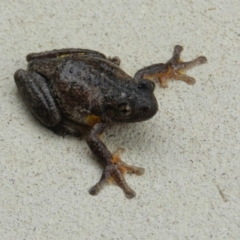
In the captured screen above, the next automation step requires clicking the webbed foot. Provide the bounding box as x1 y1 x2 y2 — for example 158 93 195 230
134 45 207 88
89 148 144 199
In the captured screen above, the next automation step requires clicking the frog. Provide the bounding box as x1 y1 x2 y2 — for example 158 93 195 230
14 45 207 199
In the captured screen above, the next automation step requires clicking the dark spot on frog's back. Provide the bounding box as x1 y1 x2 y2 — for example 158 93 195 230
69 67 74 74
58 60 88 82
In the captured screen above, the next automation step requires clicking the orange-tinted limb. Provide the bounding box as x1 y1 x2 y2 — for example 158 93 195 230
134 45 207 88
86 123 144 199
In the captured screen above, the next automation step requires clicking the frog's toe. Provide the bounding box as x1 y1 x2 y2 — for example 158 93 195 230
124 188 136 199
172 73 196 85
196 56 208 64
112 148 145 175
171 45 183 60
89 183 103 196
108 56 121 66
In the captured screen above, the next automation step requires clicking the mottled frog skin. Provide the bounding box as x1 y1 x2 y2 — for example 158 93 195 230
14 46 207 198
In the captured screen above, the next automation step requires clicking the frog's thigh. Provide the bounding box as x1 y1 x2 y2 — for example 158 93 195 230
27 49 107 62
14 70 61 127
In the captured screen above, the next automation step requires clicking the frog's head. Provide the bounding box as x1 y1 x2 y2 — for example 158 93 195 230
105 79 158 123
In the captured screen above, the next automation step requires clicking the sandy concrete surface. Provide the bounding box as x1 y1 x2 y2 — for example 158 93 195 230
1 0 240 239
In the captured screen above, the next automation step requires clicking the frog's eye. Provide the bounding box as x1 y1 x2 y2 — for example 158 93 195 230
138 80 155 91
149 81 155 91
117 103 132 117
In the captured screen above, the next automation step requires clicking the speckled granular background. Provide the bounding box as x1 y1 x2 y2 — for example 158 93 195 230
1 0 240 239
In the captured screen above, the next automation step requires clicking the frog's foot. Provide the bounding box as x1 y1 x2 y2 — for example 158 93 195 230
163 45 207 87
89 148 144 199
135 45 207 88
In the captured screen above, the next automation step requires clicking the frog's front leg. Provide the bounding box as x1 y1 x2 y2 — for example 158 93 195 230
134 45 207 87
14 69 61 127
86 123 144 199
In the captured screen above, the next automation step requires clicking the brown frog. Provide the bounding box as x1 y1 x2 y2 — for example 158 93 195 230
14 46 207 198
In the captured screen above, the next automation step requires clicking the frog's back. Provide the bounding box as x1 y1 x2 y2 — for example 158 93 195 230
53 57 133 125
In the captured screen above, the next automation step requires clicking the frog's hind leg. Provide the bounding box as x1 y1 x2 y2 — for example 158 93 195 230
26 48 108 62
27 48 122 67
134 45 207 88
14 69 61 127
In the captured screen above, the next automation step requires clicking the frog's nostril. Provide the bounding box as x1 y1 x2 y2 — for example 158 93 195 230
141 103 158 119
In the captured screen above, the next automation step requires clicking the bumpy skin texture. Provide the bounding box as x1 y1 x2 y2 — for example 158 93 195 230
14 46 207 198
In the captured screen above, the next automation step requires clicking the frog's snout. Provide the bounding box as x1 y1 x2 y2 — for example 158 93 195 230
140 99 158 120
